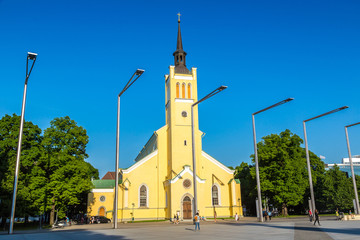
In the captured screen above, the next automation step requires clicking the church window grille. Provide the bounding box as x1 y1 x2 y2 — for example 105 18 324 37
183 179 191 189
140 185 147 207
176 83 180 98
212 185 219 206
182 83 186 98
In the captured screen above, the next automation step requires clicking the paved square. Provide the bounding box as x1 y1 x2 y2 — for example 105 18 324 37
1 220 359 240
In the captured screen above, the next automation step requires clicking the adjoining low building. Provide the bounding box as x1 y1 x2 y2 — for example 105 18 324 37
87 17 242 222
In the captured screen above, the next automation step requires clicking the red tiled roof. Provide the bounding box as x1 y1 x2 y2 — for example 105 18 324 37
102 171 116 180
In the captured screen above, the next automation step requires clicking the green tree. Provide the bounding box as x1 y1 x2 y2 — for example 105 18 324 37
250 129 310 215
42 116 98 224
234 162 257 215
0 114 46 226
320 165 354 211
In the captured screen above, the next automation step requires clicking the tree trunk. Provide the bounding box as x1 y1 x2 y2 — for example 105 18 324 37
282 203 288 216
50 204 55 225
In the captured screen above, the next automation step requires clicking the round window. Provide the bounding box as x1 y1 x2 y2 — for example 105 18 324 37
183 179 191 189
181 111 187 117
100 195 106 202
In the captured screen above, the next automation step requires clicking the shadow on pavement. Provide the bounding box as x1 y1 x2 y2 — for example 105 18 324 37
219 221 360 236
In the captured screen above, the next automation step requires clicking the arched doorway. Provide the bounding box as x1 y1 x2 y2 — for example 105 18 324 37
99 207 105 216
182 196 192 219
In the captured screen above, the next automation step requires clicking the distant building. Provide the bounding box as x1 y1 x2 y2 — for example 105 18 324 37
101 171 115 180
325 155 360 177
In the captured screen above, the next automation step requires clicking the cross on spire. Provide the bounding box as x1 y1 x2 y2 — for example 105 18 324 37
173 13 190 74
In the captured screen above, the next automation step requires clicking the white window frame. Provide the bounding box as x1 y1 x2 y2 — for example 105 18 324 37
138 184 149 207
212 183 221 206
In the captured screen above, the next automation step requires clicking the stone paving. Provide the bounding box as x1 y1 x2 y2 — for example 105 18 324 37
1 218 359 240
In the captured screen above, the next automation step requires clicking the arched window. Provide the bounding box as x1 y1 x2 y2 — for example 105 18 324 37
212 185 219 206
187 83 191 99
182 83 186 98
139 185 148 207
176 83 180 98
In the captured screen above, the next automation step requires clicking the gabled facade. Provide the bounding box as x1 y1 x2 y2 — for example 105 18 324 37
88 17 243 221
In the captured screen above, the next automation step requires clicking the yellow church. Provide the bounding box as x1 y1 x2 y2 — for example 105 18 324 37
87 17 243 222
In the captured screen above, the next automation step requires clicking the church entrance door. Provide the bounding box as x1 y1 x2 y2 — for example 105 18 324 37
99 207 105 216
183 196 192 219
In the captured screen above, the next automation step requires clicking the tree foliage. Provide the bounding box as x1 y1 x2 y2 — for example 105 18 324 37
0 114 46 219
0 115 98 224
319 165 354 210
42 116 98 222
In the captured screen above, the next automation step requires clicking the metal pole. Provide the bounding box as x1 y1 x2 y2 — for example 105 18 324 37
9 53 37 234
345 127 360 214
191 105 198 217
9 81 28 234
252 114 263 222
303 121 316 215
114 95 120 228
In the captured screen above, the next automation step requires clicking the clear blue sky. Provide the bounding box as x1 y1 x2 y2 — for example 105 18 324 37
1 0 360 178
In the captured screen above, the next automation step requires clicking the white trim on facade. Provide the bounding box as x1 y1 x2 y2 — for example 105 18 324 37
122 150 158 174
175 98 194 103
92 189 114 193
169 165 205 184
174 75 193 80
202 151 235 174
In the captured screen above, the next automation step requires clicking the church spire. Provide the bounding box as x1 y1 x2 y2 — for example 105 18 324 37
173 13 190 74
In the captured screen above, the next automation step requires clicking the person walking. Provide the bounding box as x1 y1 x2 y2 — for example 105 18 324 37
268 210 272 221
313 209 321 226
194 212 200 231
335 209 339 220
308 209 313 222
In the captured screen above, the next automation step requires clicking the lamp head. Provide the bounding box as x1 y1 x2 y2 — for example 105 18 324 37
27 52 38 60
135 69 145 76
218 85 228 91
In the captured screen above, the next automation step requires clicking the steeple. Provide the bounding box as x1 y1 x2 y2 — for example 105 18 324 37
173 13 191 74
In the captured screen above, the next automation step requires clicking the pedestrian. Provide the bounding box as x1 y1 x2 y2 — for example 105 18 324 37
335 208 339 220
235 212 239 221
176 213 179 224
308 209 312 222
66 216 69 226
214 210 217 223
268 210 272 221
263 209 268 221
313 209 321 226
194 212 200 231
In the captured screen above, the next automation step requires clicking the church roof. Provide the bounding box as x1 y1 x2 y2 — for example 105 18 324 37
135 133 157 162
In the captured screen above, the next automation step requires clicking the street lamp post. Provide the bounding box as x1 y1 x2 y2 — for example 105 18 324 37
303 106 348 217
345 121 360 214
9 52 38 234
191 85 227 217
114 69 145 229
252 98 294 222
